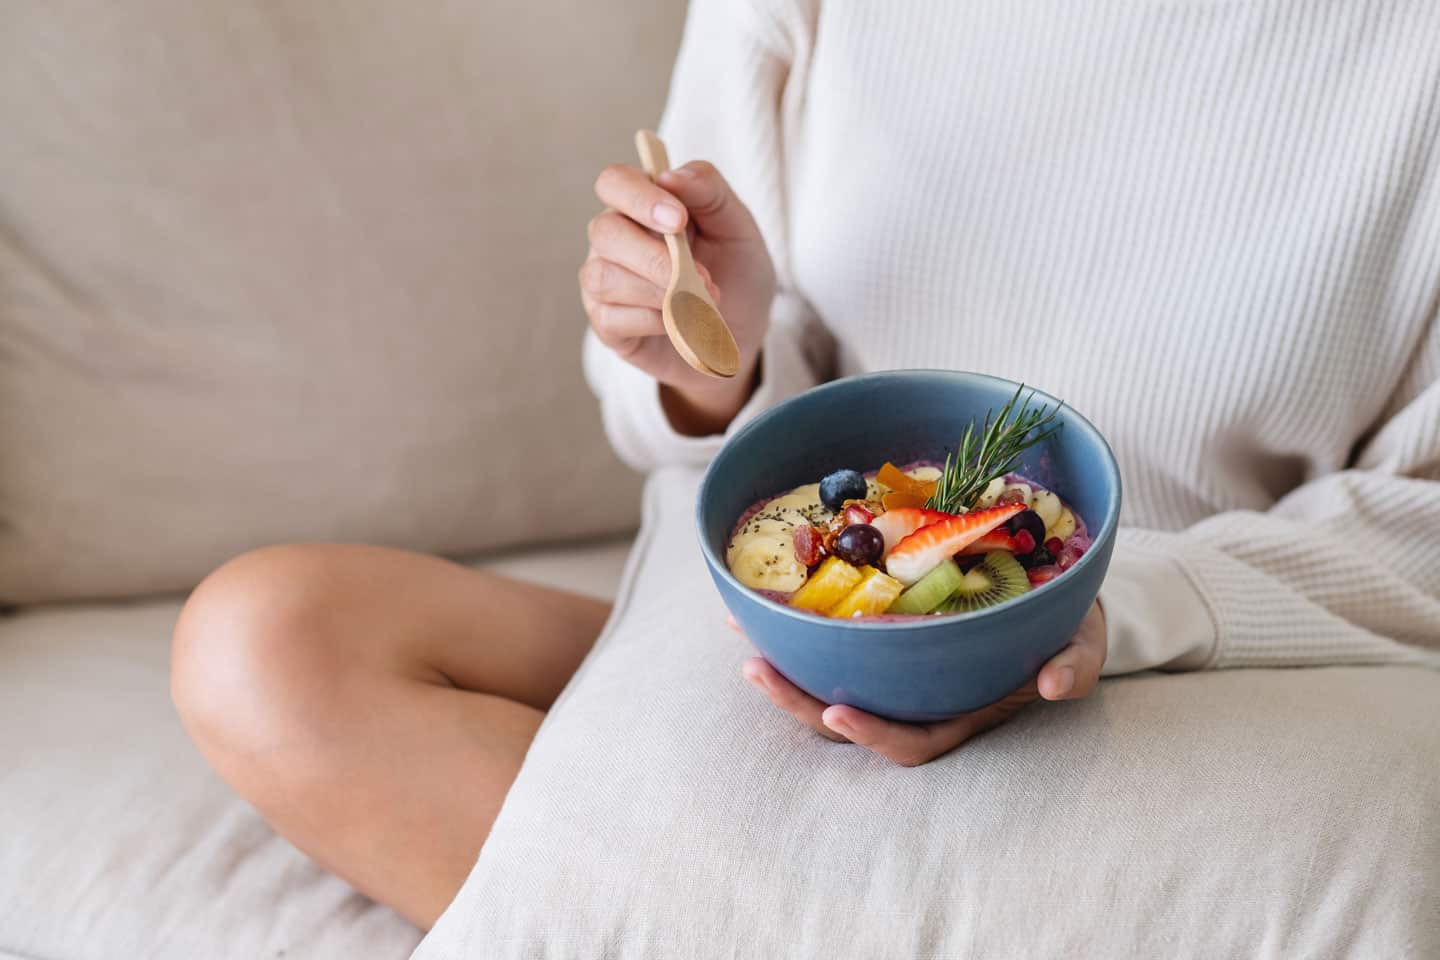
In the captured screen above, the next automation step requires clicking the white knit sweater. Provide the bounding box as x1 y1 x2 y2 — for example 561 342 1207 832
586 0 1440 674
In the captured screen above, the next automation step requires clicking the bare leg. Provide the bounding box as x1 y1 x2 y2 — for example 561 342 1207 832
170 544 609 928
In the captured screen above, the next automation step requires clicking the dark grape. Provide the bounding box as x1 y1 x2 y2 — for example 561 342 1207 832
819 469 868 512
1005 509 1046 556
832 523 883 567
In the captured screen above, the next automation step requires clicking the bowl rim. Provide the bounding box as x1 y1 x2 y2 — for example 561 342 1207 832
695 369 1123 632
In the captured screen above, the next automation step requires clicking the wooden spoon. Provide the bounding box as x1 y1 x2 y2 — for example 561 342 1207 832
634 129 741 378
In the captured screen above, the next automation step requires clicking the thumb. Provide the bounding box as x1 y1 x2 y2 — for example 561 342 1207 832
656 161 760 242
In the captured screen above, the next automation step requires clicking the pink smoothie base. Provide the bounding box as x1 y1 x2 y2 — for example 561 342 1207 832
730 464 1092 617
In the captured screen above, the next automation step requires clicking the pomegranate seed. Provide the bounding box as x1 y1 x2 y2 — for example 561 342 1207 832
1013 529 1036 554
843 502 876 526
1045 537 1064 555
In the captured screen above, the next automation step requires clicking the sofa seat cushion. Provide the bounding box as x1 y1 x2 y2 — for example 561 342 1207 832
0 538 631 960
419 467 1440 959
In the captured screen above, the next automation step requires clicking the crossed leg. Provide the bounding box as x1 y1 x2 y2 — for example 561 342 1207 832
170 544 609 928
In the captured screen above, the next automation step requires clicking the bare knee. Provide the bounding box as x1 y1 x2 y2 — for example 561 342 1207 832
171 545 343 760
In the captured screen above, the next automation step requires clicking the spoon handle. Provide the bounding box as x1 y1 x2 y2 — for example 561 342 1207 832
633 130 739 379
634 130 697 281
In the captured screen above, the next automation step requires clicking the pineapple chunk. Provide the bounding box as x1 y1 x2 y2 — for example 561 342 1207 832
789 556 863 612
827 566 905 619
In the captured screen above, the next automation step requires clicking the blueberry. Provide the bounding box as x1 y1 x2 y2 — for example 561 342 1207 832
833 523 884 567
1005 509 1046 556
819 469 868 512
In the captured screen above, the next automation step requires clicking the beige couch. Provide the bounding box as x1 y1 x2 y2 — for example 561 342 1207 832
0 2 684 956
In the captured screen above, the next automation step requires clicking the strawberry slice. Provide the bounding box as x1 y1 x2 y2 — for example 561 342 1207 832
869 506 955 556
843 502 876 526
884 503 1027 584
1027 565 1062 586
958 527 1036 556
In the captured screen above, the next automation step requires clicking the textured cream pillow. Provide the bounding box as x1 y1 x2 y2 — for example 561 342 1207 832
419 468 1440 958
0 1 683 603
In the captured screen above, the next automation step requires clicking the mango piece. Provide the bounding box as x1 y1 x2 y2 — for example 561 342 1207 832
881 490 928 511
827 566 905 619
789 556 863 612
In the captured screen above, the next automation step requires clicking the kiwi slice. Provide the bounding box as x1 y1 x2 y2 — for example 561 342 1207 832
888 558 965 615
938 552 1029 613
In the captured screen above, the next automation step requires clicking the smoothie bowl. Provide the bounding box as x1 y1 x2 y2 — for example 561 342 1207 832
696 370 1121 723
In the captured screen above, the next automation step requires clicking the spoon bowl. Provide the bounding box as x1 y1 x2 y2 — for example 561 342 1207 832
666 292 738 378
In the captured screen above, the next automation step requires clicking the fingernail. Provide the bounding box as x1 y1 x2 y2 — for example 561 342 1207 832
823 710 855 737
652 203 683 230
1051 666 1075 698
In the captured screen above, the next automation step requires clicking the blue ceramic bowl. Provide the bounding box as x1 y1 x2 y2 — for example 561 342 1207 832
697 370 1121 723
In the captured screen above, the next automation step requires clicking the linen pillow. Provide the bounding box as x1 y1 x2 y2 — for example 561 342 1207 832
0 0 683 603
418 466 1440 959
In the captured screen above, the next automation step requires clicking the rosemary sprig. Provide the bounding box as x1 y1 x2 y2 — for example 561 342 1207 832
925 384 1063 514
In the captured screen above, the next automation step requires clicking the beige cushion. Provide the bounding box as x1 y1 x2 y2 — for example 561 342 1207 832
0 538 631 958
0 2 683 603
420 468 1440 958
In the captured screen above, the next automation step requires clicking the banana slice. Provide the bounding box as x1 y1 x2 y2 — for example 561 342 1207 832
727 481 830 589
1048 507 1077 542
1030 490 1063 531
906 465 942 483
764 485 829 525
769 483 823 507
727 534 808 592
1002 481 1033 505
735 515 805 538
975 477 1006 508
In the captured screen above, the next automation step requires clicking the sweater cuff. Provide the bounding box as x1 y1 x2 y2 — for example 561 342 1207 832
1096 529 1218 675
1098 529 1440 672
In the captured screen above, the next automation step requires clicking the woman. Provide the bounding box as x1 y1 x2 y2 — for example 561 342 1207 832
171 0 1440 931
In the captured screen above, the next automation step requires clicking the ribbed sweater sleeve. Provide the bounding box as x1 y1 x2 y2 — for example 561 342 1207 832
583 0 829 473
1103 314 1440 673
